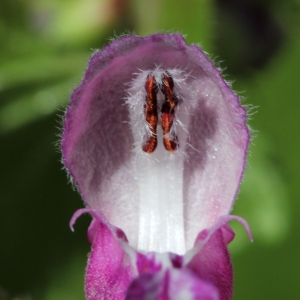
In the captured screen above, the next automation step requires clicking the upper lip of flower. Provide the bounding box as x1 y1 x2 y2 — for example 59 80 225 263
62 33 250 255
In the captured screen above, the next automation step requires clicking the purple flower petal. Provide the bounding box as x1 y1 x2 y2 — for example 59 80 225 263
125 269 219 300
187 225 234 300
63 33 252 299
185 215 251 300
62 33 249 254
84 217 134 300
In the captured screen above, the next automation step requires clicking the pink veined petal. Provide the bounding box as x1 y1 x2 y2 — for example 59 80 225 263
62 33 249 252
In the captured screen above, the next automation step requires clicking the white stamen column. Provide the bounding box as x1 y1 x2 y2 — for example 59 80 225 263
136 131 186 254
127 69 190 254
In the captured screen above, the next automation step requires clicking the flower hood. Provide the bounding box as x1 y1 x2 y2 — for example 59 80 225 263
62 33 251 300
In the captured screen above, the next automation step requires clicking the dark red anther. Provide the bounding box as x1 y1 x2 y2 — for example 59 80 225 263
142 75 158 153
160 73 179 151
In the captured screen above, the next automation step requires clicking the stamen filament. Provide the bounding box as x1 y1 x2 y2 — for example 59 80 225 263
137 142 186 254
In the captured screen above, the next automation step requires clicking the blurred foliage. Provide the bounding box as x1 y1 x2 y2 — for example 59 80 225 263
0 0 300 299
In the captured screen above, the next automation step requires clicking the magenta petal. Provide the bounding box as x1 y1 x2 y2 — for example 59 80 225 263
126 269 219 300
186 216 251 300
169 269 219 300
125 272 166 300
87 218 100 244
70 206 251 299
85 219 135 300
188 228 232 300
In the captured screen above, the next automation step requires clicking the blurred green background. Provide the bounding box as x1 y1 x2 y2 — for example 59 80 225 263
0 0 299 299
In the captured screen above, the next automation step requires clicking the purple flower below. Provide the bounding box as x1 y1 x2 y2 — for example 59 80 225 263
62 34 252 300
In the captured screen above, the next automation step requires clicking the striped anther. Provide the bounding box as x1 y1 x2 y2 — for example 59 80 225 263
161 73 179 151
142 75 158 153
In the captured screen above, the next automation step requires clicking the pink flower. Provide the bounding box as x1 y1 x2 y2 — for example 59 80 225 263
62 34 252 300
